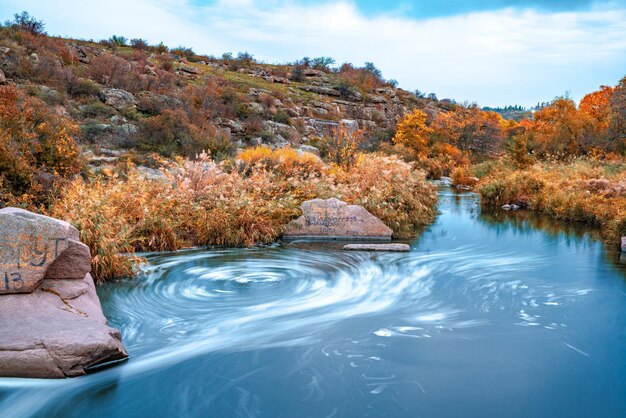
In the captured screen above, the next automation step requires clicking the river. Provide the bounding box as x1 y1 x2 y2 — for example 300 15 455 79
1 185 625 417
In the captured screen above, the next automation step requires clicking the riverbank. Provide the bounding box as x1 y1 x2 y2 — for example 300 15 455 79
468 158 626 249
47 148 437 282
3 185 625 418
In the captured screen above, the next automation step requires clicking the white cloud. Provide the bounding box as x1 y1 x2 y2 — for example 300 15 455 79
2 0 625 106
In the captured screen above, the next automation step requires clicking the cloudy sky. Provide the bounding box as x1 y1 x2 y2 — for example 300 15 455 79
2 0 626 107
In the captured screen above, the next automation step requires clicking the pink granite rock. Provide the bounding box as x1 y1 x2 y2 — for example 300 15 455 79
0 207 91 294
283 198 393 240
0 273 128 378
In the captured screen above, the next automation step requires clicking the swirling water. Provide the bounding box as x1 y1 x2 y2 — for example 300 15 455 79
1 186 626 418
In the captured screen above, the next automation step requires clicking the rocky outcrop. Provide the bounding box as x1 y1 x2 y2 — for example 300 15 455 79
99 88 137 110
0 208 90 294
298 85 341 97
0 208 128 378
178 64 200 75
0 273 128 378
283 198 393 240
135 91 183 115
343 243 410 252
67 42 90 63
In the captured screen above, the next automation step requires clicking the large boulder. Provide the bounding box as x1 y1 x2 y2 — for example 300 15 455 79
0 69 6 85
99 88 136 110
0 208 91 294
0 273 128 378
283 198 393 240
0 207 128 378
621 236 626 253
135 91 183 115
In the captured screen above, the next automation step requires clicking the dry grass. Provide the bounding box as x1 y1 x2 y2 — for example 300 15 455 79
476 158 626 248
48 149 437 282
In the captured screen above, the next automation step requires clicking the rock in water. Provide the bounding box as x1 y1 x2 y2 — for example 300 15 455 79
283 198 393 240
0 273 128 378
0 207 128 378
0 208 91 294
343 243 410 252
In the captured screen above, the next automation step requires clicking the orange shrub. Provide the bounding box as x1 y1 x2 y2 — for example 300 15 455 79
0 86 81 206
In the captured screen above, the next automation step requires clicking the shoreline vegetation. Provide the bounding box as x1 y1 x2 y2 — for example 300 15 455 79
47 149 438 282
0 12 625 282
472 158 626 247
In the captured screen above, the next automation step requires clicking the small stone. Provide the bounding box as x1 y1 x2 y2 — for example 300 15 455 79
343 243 410 252
501 204 512 210
510 204 520 211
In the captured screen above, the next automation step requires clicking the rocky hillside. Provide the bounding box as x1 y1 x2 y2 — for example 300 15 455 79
0 28 447 172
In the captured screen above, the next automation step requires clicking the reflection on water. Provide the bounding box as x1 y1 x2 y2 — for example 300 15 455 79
1 186 625 418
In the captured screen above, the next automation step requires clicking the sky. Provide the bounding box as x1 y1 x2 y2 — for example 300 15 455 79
2 0 626 107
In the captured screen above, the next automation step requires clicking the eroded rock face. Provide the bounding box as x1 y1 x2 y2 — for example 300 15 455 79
0 273 128 378
283 198 392 240
0 208 91 294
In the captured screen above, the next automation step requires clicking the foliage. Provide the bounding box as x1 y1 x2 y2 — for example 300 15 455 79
135 109 235 158
430 105 507 156
4 11 46 35
49 151 437 282
392 109 432 156
130 38 149 49
109 35 128 47
478 158 626 247
0 86 81 206
322 126 365 170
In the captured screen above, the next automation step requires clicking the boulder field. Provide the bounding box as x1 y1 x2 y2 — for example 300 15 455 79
0 208 128 378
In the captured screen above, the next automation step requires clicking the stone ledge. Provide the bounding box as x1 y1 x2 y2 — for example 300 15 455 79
343 243 410 252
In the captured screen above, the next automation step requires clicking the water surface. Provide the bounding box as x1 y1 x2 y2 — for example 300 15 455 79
1 186 625 417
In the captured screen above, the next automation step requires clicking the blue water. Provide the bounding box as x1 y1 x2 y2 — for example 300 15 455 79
1 186 625 417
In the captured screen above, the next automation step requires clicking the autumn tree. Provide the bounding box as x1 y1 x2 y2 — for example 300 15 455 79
430 106 505 156
392 109 433 156
529 97 583 157
608 76 626 155
579 85 615 152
